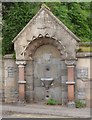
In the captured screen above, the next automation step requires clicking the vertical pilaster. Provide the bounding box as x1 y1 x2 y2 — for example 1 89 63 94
65 60 76 108
16 61 26 104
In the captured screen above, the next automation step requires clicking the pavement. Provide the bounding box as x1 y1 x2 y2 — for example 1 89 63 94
1 103 91 118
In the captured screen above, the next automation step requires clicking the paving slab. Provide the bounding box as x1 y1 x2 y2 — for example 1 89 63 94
1 104 91 118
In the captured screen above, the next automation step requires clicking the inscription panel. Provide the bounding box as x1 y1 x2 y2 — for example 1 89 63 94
8 67 16 77
77 67 88 79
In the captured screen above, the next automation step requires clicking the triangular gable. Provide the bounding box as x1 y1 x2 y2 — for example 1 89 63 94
12 4 80 43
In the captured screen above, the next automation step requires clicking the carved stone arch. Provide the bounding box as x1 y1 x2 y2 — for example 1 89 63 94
21 37 67 60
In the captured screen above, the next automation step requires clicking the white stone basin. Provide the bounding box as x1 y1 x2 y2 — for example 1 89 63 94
41 78 53 81
41 77 54 89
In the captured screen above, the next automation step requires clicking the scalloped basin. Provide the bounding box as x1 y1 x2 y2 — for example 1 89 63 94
41 77 54 89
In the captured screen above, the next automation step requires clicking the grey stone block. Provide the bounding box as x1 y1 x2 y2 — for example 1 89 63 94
49 87 62 104
77 67 88 79
61 76 67 83
26 76 33 84
34 87 45 102
77 92 86 100
61 69 67 76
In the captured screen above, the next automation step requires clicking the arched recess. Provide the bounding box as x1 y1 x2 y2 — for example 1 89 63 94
21 37 68 103
21 37 67 60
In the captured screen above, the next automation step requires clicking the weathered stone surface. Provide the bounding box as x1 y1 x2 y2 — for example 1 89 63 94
77 92 86 100
61 76 67 83
61 69 67 76
68 101 75 108
49 87 62 104
77 52 92 58
34 87 46 102
3 55 18 103
76 58 90 79
61 91 68 104
26 76 33 84
77 67 88 79
76 79 86 89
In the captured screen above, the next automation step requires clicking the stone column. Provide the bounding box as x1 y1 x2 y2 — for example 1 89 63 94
65 60 76 108
16 61 26 104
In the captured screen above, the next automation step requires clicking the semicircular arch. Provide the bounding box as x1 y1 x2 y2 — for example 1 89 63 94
21 37 67 60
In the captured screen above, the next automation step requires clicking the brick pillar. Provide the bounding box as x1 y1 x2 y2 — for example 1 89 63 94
65 60 76 108
16 61 26 104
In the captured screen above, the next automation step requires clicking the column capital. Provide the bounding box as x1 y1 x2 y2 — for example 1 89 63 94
16 60 26 65
65 59 76 66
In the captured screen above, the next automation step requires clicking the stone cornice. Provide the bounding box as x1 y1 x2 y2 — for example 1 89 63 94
77 52 92 58
3 54 13 59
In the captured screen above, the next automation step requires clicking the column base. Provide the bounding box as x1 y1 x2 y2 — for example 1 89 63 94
67 101 75 108
17 99 26 106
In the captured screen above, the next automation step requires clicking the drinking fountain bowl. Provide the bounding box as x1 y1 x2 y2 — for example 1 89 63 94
41 77 54 89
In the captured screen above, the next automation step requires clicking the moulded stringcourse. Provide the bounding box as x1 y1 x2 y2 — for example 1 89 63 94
18 81 26 84
66 81 75 85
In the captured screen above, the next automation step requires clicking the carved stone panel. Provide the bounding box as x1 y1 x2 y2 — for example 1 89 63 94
8 67 16 77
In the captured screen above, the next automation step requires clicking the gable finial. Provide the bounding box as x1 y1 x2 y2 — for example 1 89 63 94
41 3 50 11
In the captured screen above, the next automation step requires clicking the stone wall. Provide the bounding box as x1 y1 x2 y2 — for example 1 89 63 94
3 55 18 103
2 54 91 107
76 57 91 107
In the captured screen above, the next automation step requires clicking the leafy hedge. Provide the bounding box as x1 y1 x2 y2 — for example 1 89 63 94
2 2 91 55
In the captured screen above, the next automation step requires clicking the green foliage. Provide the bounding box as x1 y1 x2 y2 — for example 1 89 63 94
75 100 86 108
2 3 41 55
12 52 16 60
47 98 57 105
79 46 92 52
0 39 2 58
2 2 91 55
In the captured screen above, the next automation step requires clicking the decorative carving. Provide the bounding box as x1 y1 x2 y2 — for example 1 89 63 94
45 33 50 37
38 34 43 38
16 61 26 65
21 37 67 60
65 60 76 66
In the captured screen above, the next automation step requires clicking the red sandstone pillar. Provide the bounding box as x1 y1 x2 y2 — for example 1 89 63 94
16 61 26 103
65 60 76 108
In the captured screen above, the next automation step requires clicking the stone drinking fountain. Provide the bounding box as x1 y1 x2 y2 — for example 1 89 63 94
41 77 54 100
41 77 54 89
